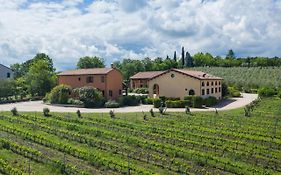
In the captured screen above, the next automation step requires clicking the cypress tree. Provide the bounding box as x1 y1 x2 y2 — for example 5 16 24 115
185 51 194 67
173 51 177 61
181 46 185 66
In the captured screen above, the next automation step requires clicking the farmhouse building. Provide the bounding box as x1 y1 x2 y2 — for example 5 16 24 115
131 69 223 100
130 71 164 89
58 68 123 100
0 64 13 80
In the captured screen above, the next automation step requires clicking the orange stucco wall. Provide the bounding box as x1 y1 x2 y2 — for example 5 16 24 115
58 69 123 100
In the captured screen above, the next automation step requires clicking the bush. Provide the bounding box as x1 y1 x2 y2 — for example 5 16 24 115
133 88 149 94
278 90 281 99
74 86 105 108
67 98 84 106
109 110 115 119
76 110 81 118
204 96 218 107
258 87 277 97
153 98 162 108
43 108 50 117
11 107 18 116
117 96 139 106
144 98 154 104
166 100 189 108
228 86 241 97
105 101 120 108
192 96 204 108
44 84 71 104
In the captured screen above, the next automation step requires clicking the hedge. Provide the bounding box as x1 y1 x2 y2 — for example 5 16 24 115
165 100 190 108
204 96 218 107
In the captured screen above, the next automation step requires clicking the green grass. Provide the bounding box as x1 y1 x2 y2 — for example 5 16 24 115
0 97 280 175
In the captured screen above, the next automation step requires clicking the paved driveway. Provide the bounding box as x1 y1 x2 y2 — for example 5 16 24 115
0 93 258 113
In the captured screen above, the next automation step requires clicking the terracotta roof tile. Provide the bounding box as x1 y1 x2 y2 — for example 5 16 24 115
58 68 114 76
130 71 165 79
172 69 223 80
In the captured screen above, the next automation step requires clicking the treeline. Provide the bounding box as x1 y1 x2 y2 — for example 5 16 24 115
113 49 281 80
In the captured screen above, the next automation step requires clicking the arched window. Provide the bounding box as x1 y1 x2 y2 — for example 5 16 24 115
189 89 195 96
201 82 205 86
153 84 159 95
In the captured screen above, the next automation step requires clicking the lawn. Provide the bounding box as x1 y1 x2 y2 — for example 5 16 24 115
0 97 280 175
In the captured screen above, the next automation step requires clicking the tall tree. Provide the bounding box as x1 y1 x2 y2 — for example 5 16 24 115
226 49 235 59
10 53 55 79
173 51 177 62
185 51 194 67
25 59 57 96
77 56 105 69
181 47 185 66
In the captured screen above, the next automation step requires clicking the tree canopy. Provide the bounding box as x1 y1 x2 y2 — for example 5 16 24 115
77 56 105 69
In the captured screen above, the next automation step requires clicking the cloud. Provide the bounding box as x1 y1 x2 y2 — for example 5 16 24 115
0 0 281 70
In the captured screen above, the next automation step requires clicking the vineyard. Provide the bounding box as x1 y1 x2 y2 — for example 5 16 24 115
0 98 280 175
192 67 281 89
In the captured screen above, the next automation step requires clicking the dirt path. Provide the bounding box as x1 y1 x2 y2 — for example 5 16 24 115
0 93 258 113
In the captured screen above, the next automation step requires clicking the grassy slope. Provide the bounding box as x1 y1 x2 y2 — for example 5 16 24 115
0 97 280 175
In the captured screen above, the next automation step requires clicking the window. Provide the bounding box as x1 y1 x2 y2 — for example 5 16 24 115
219 87 221 92
171 74 175 78
189 89 195 96
211 81 214 86
7 73 10 78
119 89 122 95
202 82 205 86
86 76 93 83
207 89 210 95
207 82 209 86
109 90 113 97
101 76 105 83
215 81 217 86
215 88 218 93
78 77 81 81
219 81 221 85
211 88 214 93
102 90 105 97
202 89 205 95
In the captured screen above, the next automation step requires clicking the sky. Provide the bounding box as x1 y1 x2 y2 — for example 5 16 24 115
0 0 281 70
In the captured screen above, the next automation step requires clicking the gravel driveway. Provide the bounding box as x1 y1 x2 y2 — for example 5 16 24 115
0 93 258 113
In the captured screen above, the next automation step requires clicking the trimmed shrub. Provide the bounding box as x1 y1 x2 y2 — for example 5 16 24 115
144 98 154 104
109 110 115 119
11 107 18 116
153 98 162 108
192 96 204 108
166 100 189 108
278 90 281 99
258 87 277 97
105 101 120 108
133 88 149 94
117 95 139 106
76 110 81 118
67 98 84 106
44 84 71 104
43 108 50 117
204 96 218 107
228 86 241 97
74 86 105 108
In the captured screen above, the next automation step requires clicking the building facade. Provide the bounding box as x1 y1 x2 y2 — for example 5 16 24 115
0 64 13 80
58 68 123 100
148 69 223 100
130 71 164 89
